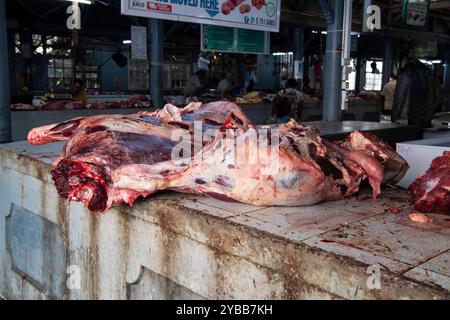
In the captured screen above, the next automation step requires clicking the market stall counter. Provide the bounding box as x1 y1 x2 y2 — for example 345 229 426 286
0 141 449 300
11 108 158 142
238 99 381 125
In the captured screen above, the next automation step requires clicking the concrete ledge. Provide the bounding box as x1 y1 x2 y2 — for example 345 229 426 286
1 141 449 300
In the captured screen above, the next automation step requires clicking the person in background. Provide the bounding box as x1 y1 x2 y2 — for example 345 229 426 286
184 69 207 97
72 79 87 106
380 74 397 115
435 76 444 112
244 67 257 92
302 78 315 95
392 56 435 127
271 78 306 124
217 72 232 94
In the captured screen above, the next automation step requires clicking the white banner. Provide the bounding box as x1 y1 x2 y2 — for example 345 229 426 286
131 25 147 59
121 0 281 32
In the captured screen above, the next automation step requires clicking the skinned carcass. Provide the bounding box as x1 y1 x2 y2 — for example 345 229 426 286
27 102 408 213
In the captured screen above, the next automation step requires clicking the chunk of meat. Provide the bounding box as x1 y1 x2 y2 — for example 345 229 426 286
409 151 450 214
41 102 65 110
341 130 409 183
143 101 253 130
11 103 37 110
409 213 434 223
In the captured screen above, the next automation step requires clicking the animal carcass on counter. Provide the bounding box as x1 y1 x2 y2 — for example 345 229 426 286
409 151 450 214
27 101 408 213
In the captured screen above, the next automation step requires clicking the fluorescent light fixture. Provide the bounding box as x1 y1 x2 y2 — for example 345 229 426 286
431 60 442 64
272 52 293 56
123 40 132 44
65 0 92 4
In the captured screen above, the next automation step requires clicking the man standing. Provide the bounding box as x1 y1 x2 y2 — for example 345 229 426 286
392 57 435 127
184 69 206 97
380 75 397 115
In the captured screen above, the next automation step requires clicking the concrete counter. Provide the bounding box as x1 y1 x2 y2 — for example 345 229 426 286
239 100 381 125
0 141 449 300
11 108 156 142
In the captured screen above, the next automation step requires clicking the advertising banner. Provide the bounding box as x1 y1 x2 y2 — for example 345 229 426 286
121 0 281 32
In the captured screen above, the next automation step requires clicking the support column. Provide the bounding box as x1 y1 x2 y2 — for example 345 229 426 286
322 0 344 122
293 26 304 90
443 47 450 112
354 57 362 94
236 54 245 89
149 18 164 108
0 0 11 143
382 38 393 87
445 64 450 112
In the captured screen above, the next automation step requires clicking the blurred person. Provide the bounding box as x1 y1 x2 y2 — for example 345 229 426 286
184 69 207 97
380 74 397 115
392 56 435 127
271 78 306 123
435 76 444 112
244 67 257 92
217 72 232 94
72 79 87 105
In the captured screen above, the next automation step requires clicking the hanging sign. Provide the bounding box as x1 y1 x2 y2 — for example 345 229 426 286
402 0 429 27
121 0 281 32
201 24 269 55
131 25 147 59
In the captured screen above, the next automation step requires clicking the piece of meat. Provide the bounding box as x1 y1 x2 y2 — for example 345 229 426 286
409 213 434 223
143 101 253 130
11 103 37 110
127 95 151 108
87 101 108 110
116 122 343 207
27 103 404 214
64 102 85 110
409 151 450 214
341 131 409 184
322 139 384 198
41 102 65 110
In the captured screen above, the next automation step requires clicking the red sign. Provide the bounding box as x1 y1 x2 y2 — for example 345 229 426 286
147 2 172 13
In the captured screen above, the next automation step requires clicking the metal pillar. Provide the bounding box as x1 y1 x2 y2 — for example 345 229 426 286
322 0 344 122
149 18 164 108
382 38 393 87
0 0 11 143
354 57 362 94
293 26 304 90
236 54 245 88
443 47 450 112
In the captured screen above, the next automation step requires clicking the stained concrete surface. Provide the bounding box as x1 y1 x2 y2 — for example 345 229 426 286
0 141 449 300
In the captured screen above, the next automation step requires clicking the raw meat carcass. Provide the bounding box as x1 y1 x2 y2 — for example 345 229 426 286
127 95 151 108
87 101 108 110
41 102 65 110
63 102 85 110
11 103 37 110
27 102 408 213
409 151 450 214
142 101 253 130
